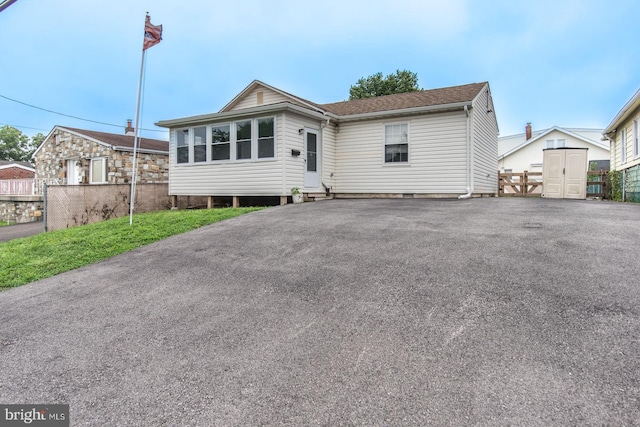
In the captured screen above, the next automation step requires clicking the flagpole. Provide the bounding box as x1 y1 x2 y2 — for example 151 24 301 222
129 33 147 225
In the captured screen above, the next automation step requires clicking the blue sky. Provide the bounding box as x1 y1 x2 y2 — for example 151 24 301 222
0 0 638 141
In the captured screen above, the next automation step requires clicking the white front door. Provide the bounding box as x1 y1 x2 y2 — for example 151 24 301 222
304 129 319 189
67 159 81 185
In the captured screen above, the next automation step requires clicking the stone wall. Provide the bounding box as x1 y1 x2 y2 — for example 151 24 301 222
0 196 44 224
34 128 169 184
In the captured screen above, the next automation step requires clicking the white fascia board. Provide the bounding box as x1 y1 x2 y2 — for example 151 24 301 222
336 101 471 122
0 163 35 172
112 147 169 155
604 88 640 135
219 80 327 115
156 103 329 128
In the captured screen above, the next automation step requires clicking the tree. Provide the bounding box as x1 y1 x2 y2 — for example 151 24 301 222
0 125 36 161
349 69 421 100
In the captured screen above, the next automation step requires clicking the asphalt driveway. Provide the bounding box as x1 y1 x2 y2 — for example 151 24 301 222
1 198 639 426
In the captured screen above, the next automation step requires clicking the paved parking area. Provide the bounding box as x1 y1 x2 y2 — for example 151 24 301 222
0 221 43 242
1 198 639 425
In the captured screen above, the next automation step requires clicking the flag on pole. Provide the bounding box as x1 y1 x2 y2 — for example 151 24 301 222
143 14 162 51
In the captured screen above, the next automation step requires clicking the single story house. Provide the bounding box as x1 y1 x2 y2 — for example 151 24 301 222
498 124 609 173
0 160 35 179
156 80 499 203
603 87 640 200
33 125 169 185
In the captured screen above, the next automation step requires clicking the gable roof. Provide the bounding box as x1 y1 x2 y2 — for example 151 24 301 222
0 160 35 171
498 126 608 160
33 126 169 158
160 80 489 127
318 82 488 116
603 88 640 136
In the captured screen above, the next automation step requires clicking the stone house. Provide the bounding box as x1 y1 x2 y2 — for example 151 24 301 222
33 126 169 185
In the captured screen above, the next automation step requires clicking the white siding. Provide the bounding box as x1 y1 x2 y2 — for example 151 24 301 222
168 113 286 196
281 112 327 193
230 87 292 111
611 109 640 171
335 112 468 194
471 85 499 193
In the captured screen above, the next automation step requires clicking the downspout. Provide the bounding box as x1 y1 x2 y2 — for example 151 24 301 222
320 113 332 195
459 105 473 199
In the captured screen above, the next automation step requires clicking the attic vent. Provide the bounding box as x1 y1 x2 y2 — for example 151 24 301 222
257 91 264 105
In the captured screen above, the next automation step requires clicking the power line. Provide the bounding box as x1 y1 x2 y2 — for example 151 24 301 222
0 123 49 132
0 93 168 133
0 0 19 13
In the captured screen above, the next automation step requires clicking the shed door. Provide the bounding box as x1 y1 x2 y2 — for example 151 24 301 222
304 129 319 189
542 149 587 199
543 150 565 198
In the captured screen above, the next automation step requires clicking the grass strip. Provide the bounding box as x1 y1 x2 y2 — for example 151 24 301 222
0 207 262 289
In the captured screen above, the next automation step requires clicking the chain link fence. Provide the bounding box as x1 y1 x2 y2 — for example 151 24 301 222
45 184 174 231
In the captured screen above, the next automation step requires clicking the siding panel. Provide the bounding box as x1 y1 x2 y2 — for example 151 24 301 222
471 85 499 193
335 112 468 194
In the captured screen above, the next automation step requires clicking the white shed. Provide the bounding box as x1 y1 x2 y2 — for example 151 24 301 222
542 148 588 199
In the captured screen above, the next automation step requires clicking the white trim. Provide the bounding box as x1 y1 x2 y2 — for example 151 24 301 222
157 102 328 128
219 80 326 115
0 163 35 172
90 157 108 184
337 101 471 122
382 121 410 165
604 88 640 135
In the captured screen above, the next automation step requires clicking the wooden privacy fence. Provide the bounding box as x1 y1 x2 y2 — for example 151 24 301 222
498 170 608 198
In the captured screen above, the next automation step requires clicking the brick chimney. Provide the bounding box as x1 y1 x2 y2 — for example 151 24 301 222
125 119 135 135
525 122 532 140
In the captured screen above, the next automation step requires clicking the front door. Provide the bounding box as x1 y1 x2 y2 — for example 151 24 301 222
304 129 319 189
67 159 81 185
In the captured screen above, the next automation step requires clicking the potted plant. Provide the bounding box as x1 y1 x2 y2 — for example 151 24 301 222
291 187 303 204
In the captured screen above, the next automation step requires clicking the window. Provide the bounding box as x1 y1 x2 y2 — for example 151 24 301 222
176 129 189 164
385 123 408 163
90 158 107 184
211 124 230 161
546 139 566 149
634 120 639 158
621 128 627 164
193 126 207 163
236 120 252 160
257 118 275 158
175 117 275 164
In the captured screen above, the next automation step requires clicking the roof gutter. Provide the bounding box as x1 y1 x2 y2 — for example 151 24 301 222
334 101 472 122
156 103 330 128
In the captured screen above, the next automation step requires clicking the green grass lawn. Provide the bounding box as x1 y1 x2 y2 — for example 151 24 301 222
0 222 14 227
0 207 262 290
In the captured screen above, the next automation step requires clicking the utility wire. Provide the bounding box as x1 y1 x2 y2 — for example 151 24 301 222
0 93 168 133
0 122 49 132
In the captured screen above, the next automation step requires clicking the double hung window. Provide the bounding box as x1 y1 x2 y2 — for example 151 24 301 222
385 123 408 163
211 124 230 161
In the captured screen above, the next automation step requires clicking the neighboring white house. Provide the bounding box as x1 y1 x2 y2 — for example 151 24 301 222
498 124 609 173
156 80 499 202
602 87 640 201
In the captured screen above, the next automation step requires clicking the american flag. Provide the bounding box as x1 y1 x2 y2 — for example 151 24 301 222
143 14 162 51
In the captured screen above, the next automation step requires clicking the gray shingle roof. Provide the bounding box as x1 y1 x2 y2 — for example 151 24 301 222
62 127 169 152
318 82 487 116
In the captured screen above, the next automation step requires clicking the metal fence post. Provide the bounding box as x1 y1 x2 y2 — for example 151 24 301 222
43 183 48 232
